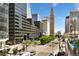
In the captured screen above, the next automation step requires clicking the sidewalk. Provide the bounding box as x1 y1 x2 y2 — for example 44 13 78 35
65 41 71 56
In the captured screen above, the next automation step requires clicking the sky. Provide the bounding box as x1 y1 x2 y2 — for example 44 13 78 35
30 3 79 33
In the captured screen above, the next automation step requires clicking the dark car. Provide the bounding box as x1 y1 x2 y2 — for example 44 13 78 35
48 53 54 56
30 51 36 56
57 51 65 56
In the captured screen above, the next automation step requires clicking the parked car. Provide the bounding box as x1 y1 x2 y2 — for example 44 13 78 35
48 53 54 56
54 42 59 44
22 52 30 56
30 50 36 56
56 51 65 56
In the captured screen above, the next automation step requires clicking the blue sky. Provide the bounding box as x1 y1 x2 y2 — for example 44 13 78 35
30 3 79 33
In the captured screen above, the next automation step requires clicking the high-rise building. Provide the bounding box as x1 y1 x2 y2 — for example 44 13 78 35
34 21 43 37
9 3 41 44
42 19 48 35
42 17 50 35
0 3 9 49
42 7 54 35
65 10 79 37
9 3 31 44
32 14 43 36
26 5 40 39
65 16 70 33
50 7 54 34
32 14 41 21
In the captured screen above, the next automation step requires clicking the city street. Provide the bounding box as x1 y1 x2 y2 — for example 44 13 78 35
0 3 79 56
7 38 72 56
27 39 60 56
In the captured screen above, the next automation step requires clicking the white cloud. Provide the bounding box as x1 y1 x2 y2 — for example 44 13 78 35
74 3 79 10
52 3 58 7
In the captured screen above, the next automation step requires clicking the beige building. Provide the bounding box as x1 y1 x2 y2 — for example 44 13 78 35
50 8 54 34
42 18 48 35
65 10 79 37
42 7 54 35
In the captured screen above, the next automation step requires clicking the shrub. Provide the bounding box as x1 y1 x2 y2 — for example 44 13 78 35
33 41 40 45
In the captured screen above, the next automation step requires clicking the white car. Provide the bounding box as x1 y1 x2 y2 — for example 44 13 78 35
22 52 30 56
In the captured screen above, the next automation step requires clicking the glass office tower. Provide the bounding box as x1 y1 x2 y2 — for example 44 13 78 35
9 3 27 44
0 3 9 48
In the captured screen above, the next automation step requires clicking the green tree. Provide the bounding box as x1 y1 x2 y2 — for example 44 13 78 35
2 49 8 56
13 47 18 55
22 40 31 51
40 35 55 45
57 31 61 37
76 40 79 48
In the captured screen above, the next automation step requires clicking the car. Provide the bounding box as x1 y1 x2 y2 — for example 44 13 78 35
54 42 59 44
22 52 30 56
30 51 36 56
48 53 54 56
56 51 66 56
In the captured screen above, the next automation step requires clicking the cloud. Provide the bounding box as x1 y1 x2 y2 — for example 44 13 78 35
74 3 79 10
52 3 58 7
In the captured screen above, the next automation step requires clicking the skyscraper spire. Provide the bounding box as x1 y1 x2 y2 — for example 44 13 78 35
50 7 54 34
26 3 32 18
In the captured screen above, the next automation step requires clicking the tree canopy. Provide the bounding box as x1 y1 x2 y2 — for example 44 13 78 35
40 35 55 45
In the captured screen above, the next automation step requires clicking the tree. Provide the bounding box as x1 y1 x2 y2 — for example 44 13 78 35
13 47 18 55
40 35 55 45
76 40 79 48
57 31 61 38
22 45 25 52
2 49 8 56
33 41 40 45
22 40 31 51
